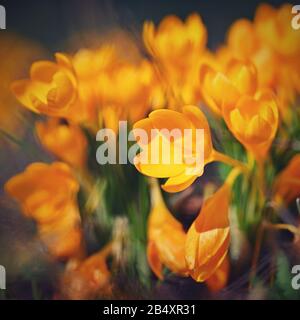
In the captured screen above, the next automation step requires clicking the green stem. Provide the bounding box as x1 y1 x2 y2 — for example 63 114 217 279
213 150 249 174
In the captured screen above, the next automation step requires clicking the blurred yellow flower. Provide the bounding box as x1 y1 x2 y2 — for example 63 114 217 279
200 58 279 160
73 46 120 81
222 19 278 88
60 244 112 299
274 154 300 204
255 4 300 120
185 169 239 282
223 89 279 161
96 59 162 126
199 59 257 116
73 45 124 125
5 162 82 259
11 53 81 121
220 4 300 122
147 179 187 279
143 14 207 105
73 43 164 131
38 200 82 259
255 3 300 58
36 118 87 168
144 13 207 69
70 30 167 130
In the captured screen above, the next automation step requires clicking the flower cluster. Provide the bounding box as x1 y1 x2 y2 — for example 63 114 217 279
3 3 300 299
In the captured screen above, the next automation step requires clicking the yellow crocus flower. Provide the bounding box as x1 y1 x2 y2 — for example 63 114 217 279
11 53 82 121
255 3 300 58
199 59 257 116
143 14 207 106
147 178 187 279
185 169 239 282
5 162 83 259
36 118 87 168
223 89 279 161
134 105 246 192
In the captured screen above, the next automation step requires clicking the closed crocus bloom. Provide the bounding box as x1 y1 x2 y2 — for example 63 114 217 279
5 162 82 259
255 4 300 58
224 6 299 122
60 244 112 300
36 118 87 168
73 46 123 124
225 18 278 87
223 89 279 161
199 59 257 116
205 255 230 292
255 5 300 117
274 155 300 204
227 19 261 59
185 169 238 282
221 6 300 123
133 105 214 193
11 53 79 119
143 14 207 105
144 13 207 67
147 179 187 279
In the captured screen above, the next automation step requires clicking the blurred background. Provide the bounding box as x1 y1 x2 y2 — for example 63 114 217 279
2 0 287 51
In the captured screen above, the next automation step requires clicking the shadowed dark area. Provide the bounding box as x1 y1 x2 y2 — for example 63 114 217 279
2 0 287 51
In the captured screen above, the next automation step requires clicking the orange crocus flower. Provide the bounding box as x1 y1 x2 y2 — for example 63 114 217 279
200 59 278 160
134 105 245 193
96 59 161 126
220 5 300 122
133 105 213 193
147 178 187 279
222 19 278 89
36 118 87 168
73 45 124 125
206 255 230 292
73 46 120 82
143 14 207 105
255 4 300 120
222 89 279 161
143 13 207 70
38 200 83 259
5 162 83 259
255 3 300 58
274 154 300 205
11 53 82 121
185 169 238 282
72 43 164 129
60 244 112 299
199 59 257 116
